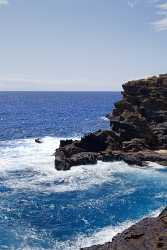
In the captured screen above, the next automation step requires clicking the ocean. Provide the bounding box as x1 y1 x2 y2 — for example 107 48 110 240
0 91 167 250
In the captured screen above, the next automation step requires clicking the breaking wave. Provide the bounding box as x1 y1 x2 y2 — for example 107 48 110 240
0 136 167 249
0 136 166 193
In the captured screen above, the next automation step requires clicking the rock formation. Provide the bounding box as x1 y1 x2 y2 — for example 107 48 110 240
55 74 167 170
81 207 167 250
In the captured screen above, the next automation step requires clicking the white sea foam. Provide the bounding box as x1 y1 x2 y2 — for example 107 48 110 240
67 220 135 250
19 206 164 250
10 219 142 250
51 206 165 250
0 137 166 250
147 161 167 169
100 116 109 121
0 136 166 193
0 136 126 193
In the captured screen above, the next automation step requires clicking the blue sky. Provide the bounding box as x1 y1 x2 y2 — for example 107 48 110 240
0 0 167 91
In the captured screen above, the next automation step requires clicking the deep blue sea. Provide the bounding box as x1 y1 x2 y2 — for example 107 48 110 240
0 91 167 250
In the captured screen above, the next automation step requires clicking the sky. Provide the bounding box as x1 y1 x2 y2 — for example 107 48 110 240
0 0 167 91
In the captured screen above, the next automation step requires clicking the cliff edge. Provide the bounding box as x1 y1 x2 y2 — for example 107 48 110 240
55 74 167 170
81 207 167 250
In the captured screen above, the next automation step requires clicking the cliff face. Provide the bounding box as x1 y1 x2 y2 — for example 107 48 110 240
55 74 167 170
108 74 167 151
81 207 167 250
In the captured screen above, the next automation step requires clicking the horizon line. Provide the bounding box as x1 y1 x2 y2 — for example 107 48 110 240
0 90 121 92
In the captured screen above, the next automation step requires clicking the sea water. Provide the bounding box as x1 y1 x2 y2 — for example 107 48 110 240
0 92 167 250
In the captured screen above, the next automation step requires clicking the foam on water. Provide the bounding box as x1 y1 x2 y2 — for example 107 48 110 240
100 116 109 121
52 221 135 250
0 136 167 250
69 206 164 250
0 136 167 194
0 136 118 192
0 136 124 193
19 207 164 250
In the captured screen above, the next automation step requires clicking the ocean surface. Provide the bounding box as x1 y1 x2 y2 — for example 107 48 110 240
0 91 167 250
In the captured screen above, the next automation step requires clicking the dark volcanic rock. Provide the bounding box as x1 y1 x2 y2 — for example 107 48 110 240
55 130 121 170
54 151 71 171
70 152 98 166
55 148 98 170
55 74 167 170
81 207 167 250
35 138 43 144
122 138 148 152
100 150 167 166
78 130 121 152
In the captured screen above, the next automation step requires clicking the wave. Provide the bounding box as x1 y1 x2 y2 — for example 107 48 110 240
49 206 164 250
0 137 167 250
100 116 109 121
19 206 164 250
0 136 167 194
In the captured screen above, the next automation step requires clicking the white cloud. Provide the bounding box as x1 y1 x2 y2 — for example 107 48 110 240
158 2 167 10
127 0 159 9
127 0 139 8
0 0 9 7
152 1 167 31
127 0 167 31
153 16 167 31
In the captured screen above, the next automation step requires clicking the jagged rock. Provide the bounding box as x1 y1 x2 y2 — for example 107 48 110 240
55 130 121 170
35 138 43 144
70 152 97 166
100 150 167 166
55 74 167 170
55 151 71 171
122 138 148 152
78 130 121 152
81 207 167 250
59 139 73 147
55 151 97 170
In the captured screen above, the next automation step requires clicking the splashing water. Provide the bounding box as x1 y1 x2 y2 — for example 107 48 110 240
0 91 166 249
0 136 167 249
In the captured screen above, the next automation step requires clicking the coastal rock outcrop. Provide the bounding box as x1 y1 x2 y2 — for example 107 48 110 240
55 74 167 170
81 207 167 250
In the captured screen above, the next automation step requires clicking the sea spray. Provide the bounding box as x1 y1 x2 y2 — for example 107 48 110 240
0 136 167 249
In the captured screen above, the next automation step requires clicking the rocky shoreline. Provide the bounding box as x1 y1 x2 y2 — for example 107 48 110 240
54 74 167 249
81 207 167 250
55 74 167 170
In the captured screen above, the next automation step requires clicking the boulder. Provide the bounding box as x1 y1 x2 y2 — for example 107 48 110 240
55 150 98 171
54 151 71 171
35 138 43 144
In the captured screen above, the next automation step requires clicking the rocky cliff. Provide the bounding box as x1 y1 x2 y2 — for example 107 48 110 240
81 207 167 250
55 74 167 170
108 73 167 150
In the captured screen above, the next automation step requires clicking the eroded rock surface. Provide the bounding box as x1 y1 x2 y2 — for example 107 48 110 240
81 207 167 250
55 74 167 170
